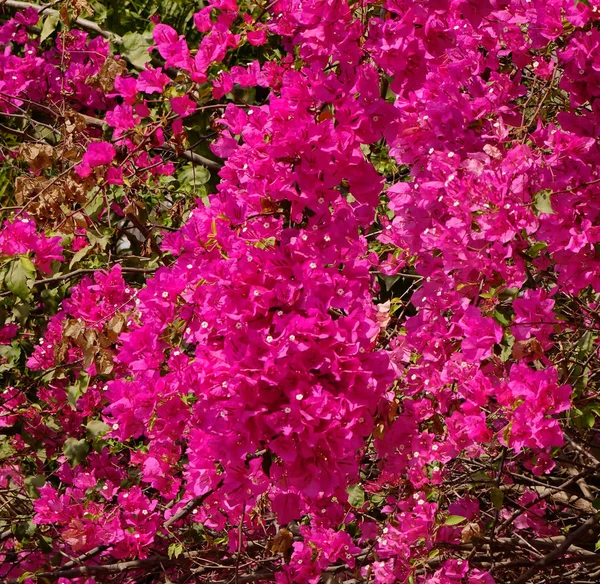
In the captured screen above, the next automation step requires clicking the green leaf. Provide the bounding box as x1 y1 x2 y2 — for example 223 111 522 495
38 534 54 554
168 542 184 559
63 438 90 467
12 520 37 542
534 190 554 215
70 245 92 268
0 436 16 460
90 1 108 23
25 474 46 488
380 274 400 292
86 190 105 219
0 342 21 373
121 32 153 68
498 287 519 300
20 256 37 278
444 515 467 526
577 331 594 359
5 259 31 299
471 471 491 483
527 241 548 258
346 484 365 508
25 474 46 497
574 408 596 430
177 164 211 187
87 230 111 251
493 309 512 327
86 420 110 438
67 373 90 406
40 13 60 42
490 487 504 510
499 336 514 363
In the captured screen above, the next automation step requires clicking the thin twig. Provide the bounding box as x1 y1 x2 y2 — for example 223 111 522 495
163 479 224 529
511 514 600 584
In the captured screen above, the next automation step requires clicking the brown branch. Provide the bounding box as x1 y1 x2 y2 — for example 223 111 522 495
2 0 182 74
234 502 246 584
565 432 600 466
163 478 225 529
2 0 123 43
511 514 600 584
500 483 595 514
75 112 223 171
0 555 181 583
36 266 158 285
0 266 158 299
496 464 600 533
55 545 107 571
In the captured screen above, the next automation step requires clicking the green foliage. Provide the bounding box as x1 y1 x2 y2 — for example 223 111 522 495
92 0 200 39
443 515 467 526
63 437 90 467
346 483 365 507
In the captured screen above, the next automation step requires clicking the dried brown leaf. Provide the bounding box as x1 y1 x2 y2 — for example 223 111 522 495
512 337 544 361
72 0 94 18
461 522 482 543
95 349 114 375
64 319 85 342
83 345 97 370
64 110 88 134
86 58 126 93
20 143 55 172
54 340 69 364
270 528 293 554
107 313 126 335
14 176 49 205
59 4 71 25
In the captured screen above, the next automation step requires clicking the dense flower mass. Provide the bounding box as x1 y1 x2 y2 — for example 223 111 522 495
1 0 600 583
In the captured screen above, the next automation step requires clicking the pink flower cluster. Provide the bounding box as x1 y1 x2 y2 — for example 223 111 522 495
2 0 600 582
0 217 63 273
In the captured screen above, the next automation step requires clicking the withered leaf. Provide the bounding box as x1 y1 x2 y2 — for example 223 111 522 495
372 422 386 439
20 144 55 172
461 522 482 543
260 198 280 214
59 4 71 25
95 349 114 375
86 58 126 93
107 313 126 336
142 237 154 256
72 0 94 18
64 175 87 204
83 346 97 370
64 110 88 134
168 198 185 221
71 212 88 229
82 328 99 350
64 319 85 342
270 528 293 554
54 341 69 365
39 185 64 214
14 176 49 205
62 147 81 162
512 337 544 361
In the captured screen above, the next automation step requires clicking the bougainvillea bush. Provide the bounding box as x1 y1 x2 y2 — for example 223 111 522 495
1 0 600 582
